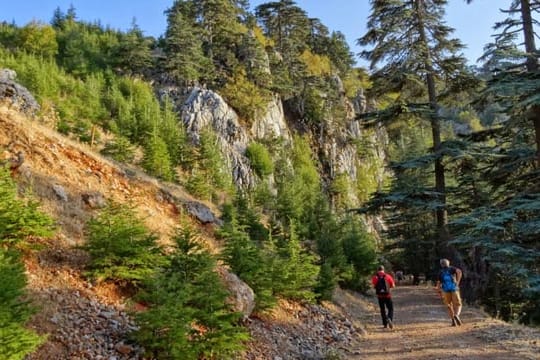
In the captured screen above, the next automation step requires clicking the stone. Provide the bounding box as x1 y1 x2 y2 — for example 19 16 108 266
52 184 68 202
185 200 220 224
0 68 40 115
81 191 106 209
218 267 255 319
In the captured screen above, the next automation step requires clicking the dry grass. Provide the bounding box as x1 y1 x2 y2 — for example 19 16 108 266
0 105 218 247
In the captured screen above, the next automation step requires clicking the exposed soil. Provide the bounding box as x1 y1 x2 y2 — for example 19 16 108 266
343 285 540 360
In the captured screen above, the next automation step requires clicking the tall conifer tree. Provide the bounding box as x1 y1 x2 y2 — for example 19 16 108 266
358 0 468 250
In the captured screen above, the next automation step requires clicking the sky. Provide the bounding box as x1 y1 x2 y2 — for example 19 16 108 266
0 0 507 68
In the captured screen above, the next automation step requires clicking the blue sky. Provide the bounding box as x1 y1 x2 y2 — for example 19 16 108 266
1 0 506 67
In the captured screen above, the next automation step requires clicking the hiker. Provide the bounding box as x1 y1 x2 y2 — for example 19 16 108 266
435 258 463 326
372 265 396 329
395 270 404 284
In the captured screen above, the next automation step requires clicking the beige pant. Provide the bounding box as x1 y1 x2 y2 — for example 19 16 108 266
442 291 462 318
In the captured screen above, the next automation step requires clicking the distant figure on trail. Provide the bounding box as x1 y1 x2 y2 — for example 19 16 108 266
372 265 396 329
395 270 404 284
435 258 463 326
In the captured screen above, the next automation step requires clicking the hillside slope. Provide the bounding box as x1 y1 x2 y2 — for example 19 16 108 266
0 105 362 359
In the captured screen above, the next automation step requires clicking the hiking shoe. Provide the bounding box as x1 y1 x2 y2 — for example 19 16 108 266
453 315 462 326
387 319 393 329
451 318 456 326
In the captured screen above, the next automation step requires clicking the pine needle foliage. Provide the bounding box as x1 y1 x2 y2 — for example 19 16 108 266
219 206 275 310
246 142 274 178
0 166 55 246
82 202 165 289
0 249 45 360
271 221 319 302
134 225 249 360
0 168 50 358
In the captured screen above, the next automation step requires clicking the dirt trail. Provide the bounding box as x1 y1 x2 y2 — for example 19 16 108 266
340 285 539 360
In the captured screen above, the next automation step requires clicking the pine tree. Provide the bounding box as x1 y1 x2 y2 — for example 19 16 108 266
164 1 211 84
275 222 319 302
473 0 540 166
448 0 540 323
0 249 44 359
0 166 54 246
358 0 469 251
82 202 164 289
114 20 153 75
220 208 276 309
255 0 311 96
134 225 248 359
142 129 174 181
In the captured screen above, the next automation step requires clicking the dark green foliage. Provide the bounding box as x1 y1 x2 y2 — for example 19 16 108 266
0 166 55 246
358 0 471 259
246 142 274 178
315 261 336 301
82 202 164 288
271 222 319 302
164 2 211 83
142 133 174 181
358 0 467 95
100 136 136 163
444 0 540 323
219 209 275 309
134 225 248 360
230 194 269 243
220 203 320 307
340 217 377 292
0 21 19 51
0 249 44 360
113 21 153 76
190 129 234 199
450 159 539 321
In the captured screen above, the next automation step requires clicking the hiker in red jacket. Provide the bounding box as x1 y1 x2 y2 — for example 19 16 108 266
372 265 396 329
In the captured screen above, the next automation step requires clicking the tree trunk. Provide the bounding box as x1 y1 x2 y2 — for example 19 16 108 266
414 0 449 244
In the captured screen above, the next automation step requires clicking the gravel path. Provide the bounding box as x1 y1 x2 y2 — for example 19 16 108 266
349 285 540 360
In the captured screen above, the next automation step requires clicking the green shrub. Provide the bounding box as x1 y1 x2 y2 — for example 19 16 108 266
246 142 274 178
0 167 55 246
142 135 174 181
220 67 271 121
82 202 164 288
270 223 319 302
0 249 45 359
340 217 377 292
184 166 213 200
134 225 249 359
219 209 276 310
100 136 136 163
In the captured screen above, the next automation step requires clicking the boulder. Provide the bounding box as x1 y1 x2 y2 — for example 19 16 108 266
0 69 40 115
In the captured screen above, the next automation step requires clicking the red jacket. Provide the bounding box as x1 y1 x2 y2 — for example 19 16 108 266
372 271 396 298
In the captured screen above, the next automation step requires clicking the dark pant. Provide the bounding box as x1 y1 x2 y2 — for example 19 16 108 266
378 297 394 326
